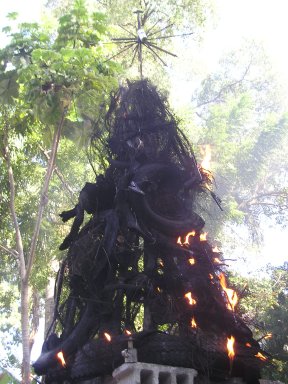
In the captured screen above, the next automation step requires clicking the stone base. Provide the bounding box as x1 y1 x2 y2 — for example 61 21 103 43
107 362 198 384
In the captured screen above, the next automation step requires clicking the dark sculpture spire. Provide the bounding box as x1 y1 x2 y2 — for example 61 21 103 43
34 80 268 383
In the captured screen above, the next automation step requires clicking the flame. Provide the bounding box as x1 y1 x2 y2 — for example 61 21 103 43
200 232 207 241
227 336 235 360
200 144 212 171
104 332 112 342
184 292 197 305
191 317 197 328
246 342 252 348
214 257 221 264
56 351 66 367
156 287 161 292
188 258 195 265
177 236 183 245
209 273 214 280
125 330 132 336
264 333 272 339
212 246 220 252
158 260 164 267
219 273 238 311
255 352 267 361
184 231 196 245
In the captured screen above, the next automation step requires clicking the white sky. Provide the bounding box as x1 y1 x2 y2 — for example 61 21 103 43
0 0 287 273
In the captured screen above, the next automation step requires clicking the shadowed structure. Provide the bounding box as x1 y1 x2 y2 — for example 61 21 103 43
33 80 269 383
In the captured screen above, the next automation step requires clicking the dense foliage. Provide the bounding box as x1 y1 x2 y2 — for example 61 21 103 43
231 264 288 383
0 1 119 381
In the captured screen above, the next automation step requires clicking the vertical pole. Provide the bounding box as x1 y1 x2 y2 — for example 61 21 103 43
135 10 144 79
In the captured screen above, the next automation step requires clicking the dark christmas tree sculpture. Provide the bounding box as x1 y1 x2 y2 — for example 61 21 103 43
33 80 269 383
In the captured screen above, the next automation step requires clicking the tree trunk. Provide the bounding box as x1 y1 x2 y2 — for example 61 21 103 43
44 259 59 336
21 280 30 384
2 108 67 383
29 290 41 354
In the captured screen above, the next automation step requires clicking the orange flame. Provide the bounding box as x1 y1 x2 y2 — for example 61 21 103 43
104 332 112 342
158 260 164 267
219 273 238 311
177 236 183 245
125 330 132 336
184 292 197 305
214 257 221 264
184 231 196 245
246 342 252 348
212 246 220 253
188 258 195 265
200 232 207 241
191 317 197 328
227 336 235 360
264 333 272 339
209 273 214 280
200 144 212 171
255 352 267 361
56 351 66 367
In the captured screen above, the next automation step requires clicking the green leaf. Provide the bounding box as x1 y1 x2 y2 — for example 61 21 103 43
6 12 18 21
0 71 19 104
2 26 12 34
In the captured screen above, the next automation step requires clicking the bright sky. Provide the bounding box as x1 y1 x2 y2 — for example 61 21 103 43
208 0 288 85
1 0 287 274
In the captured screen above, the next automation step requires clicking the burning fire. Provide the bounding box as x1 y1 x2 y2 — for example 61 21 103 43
264 333 272 339
184 292 197 305
219 273 238 311
188 258 195 265
227 336 235 360
200 232 207 241
56 351 66 367
212 246 220 253
104 332 112 342
246 342 252 348
200 144 212 171
177 231 196 246
255 352 267 361
214 257 221 264
125 329 132 336
191 317 197 328
184 231 196 245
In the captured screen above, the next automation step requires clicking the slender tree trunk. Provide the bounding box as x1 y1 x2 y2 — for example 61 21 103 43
21 280 31 384
2 108 67 383
44 259 59 336
29 290 41 354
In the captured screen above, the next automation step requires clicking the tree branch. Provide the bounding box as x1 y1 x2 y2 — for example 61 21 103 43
0 243 18 258
238 190 288 210
195 60 252 109
39 144 75 201
2 120 26 280
26 108 67 282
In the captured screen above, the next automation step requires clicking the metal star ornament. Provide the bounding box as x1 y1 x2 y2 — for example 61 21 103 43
106 10 193 79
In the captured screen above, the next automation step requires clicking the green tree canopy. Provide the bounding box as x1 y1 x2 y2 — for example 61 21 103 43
0 1 120 381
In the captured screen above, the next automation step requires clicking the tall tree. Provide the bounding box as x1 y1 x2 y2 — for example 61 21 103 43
230 264 288 382
0 1 119 381
190 42 288 241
